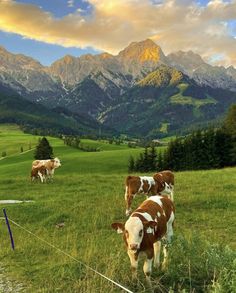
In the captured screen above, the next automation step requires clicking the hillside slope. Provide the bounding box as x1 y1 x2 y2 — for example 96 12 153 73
100 66 236 137
0 84 115 136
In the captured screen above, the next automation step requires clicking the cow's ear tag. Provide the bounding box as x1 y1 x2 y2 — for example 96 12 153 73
117 227 123 234
146 227 153 234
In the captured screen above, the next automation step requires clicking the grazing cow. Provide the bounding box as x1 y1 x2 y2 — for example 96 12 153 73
112 195 175 282
153 170 174 201
32 157 61 180
31 165 47 183
124 175 171 216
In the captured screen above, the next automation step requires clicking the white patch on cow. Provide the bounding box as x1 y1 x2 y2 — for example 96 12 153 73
159 182 172 195
153 241 161 268
138 176 155 193
38 171 44 183
166 211 174 243
125 186 128 200
132 212 155 234
125 216 143 250
143 257 153 277
133 212 153 222
146 227 153 234
157 212 161 217
146 196 163 207
127 249 138 277
162 245 168 269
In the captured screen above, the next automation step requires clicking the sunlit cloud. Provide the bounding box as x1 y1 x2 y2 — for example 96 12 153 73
0 0 236 66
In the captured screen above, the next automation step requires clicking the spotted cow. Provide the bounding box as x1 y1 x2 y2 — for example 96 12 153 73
32 157 61 181
124 175 171 216
31 165 47 183
112 195 175 282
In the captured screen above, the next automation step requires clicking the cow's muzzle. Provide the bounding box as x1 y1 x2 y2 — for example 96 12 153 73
129 244 139 251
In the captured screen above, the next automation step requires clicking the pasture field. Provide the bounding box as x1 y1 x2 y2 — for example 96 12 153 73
0 126 235 293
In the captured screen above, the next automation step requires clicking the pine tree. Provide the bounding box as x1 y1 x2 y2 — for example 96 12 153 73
128 156 135 173
143 147 150 172
223 104 236 164
157 151 163 171
148 145 157 171
34 137 54 160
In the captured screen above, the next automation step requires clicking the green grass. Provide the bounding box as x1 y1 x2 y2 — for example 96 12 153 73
170 84 217 107
0 125 235 292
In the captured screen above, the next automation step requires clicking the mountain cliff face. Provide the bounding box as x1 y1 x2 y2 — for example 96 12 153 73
168 50 236 91
1 39 236 137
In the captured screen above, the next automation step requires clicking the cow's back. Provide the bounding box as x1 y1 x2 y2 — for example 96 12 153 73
136 196 174 239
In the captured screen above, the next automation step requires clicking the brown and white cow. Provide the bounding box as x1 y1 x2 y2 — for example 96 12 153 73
124 175 171 216
31 165 47 183
112 195 175 282
153 170 174 201
32 157 61 180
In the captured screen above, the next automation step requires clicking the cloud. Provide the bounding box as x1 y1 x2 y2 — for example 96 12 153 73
67 0 74 8
0 0 236 66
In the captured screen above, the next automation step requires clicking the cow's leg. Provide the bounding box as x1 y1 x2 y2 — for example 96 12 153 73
47 169 53 182
166 211 174 244
162 244 168 270
170 184 174 201
126 194 134 217
127 250 139 279
143 249 154 285
162 211 174 270
38 172 44 183
153 241 161 268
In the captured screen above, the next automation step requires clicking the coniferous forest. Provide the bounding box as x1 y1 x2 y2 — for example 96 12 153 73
129 105 236 172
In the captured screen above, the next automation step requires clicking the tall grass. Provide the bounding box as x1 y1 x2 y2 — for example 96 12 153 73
0 126 235 292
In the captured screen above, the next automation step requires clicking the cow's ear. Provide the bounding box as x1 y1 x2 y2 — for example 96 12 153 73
111 223 124 234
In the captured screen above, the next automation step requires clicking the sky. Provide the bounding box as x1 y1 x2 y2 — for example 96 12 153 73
0 0 236 67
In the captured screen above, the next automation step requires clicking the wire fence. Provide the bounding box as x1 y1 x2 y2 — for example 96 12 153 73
0 214 134 293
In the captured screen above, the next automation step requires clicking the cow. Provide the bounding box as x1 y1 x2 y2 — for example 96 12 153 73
32 157 61 181
153 170 174 201
112 195 175 283
124 175 171 216
31 165 47 183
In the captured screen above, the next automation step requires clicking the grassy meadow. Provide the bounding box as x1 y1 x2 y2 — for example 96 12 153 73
0 125 235 293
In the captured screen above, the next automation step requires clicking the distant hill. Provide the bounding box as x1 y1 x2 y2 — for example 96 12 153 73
0 84 115 137
99 66 236 137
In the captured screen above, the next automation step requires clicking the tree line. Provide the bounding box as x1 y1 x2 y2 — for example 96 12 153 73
62 135 100 152
128 104 236 172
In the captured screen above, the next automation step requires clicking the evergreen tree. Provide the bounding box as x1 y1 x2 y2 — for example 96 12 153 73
142 147 150 171
148 145 157 171
136 153 144 172
34 137 54 159
157 151 164 171
128 156 135 173
215 129 233 167
223 104 236 164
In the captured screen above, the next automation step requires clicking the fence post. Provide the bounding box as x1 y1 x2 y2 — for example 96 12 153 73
3 208 15 250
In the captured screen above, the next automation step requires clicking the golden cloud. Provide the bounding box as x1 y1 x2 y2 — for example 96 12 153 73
0 0 236 66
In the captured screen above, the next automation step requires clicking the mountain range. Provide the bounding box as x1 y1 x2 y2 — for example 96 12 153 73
1 39 236 137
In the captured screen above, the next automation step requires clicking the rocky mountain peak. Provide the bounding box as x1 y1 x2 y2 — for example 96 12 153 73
167 50 206 75
118 39 166 63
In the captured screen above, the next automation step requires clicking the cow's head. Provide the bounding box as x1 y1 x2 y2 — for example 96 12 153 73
153 174 171 194
52 157 61 168
112 217 157 253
